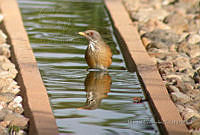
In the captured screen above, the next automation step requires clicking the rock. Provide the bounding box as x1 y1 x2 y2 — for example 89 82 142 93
8 96 23 113
0 126 8 135
190 56 200 69
148 48 168 59
162 0 177 5
176 104 185 114
4 113 29 129
0 93 15 103
143 29 180 49
0 31 7 44
186 115 200 129
193 71 200 83
131 8 169 22
0 79 20 94
0 56 10 63
0 102 7 111
177 42 190 54
139 19 171 33
141 37 151 48
171 91 191 103
188 18 200 34
190 130 200 135
186 34 200 45
164 13 189 34
173 56 192 72
182 107 199 120
0 61 18 79
178 33 189 43
187 44 200 58
0 110 11 121
157 61 174 76
167 85 180 93
165 74 183 85
123 0 141 12
0 44 10 58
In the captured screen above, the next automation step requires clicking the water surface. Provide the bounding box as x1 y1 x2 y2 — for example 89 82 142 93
18 0 159 134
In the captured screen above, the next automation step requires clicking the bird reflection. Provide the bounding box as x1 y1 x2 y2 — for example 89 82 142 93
78 71 111 110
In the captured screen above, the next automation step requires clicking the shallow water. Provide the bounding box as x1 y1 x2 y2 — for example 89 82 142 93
18 0 159 134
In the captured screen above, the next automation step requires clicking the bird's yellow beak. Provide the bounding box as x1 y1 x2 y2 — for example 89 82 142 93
78 32 86 36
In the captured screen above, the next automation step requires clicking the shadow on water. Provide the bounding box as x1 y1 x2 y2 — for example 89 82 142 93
78 71 111 110
18 0 160 134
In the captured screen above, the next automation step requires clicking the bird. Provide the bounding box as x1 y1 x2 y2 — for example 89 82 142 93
78 30 112 70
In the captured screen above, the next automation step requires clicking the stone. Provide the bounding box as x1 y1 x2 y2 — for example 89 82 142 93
0 61 18 79
162 0 177 5
4 114 29 129
165 74 183 83
177 42 190 54
187 44 200 58
173 56 192 72
182 107 199 120
141 37 151 48
0 110 11 121
186 34 200 45
139 19 171 33
164 13 189 34
8 96 23 113
143 29 180 48
167 85 180 93
176 104 185 114
131 8 169 22
147 48 168 59
171 91 191 103
186 115 200 129
0 56 10 63
193 71 200 83
0 31 7 44
190 130 200 135
0 93 15 103
190 56 200 69
0 102 7 111
178 33 189 43
123 0 141 12
157 61 174 78
0 44 10 58
0 126 8 135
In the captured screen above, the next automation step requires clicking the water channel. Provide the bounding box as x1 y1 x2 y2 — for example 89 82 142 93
18 0 159 134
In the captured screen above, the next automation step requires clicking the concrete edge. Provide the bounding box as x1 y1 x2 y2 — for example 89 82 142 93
0 0 59 135
104 0 189 134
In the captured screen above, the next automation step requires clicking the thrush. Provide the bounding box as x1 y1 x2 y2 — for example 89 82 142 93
78 30 112 70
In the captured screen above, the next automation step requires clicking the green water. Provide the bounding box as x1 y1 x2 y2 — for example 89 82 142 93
18 0 159 134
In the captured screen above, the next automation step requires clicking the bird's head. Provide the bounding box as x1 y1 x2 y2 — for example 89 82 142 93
78 30 103 43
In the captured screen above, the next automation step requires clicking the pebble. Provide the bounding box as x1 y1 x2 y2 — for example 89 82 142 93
164 13 189 34
123 0 200 132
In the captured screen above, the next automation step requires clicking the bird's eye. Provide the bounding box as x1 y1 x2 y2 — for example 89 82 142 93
88 32 93 36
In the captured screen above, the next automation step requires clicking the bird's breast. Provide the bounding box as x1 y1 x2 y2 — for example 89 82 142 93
88 41 100 52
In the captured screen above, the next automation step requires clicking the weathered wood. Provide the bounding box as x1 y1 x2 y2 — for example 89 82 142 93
104 0 189 134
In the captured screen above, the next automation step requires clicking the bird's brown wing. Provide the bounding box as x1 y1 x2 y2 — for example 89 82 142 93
100 44 112 68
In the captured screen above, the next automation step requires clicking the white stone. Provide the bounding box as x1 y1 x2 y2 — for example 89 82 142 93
171 91 191 103
187 34 200 45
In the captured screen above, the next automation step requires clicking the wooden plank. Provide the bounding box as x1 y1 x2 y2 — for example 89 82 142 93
104 0 189 134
